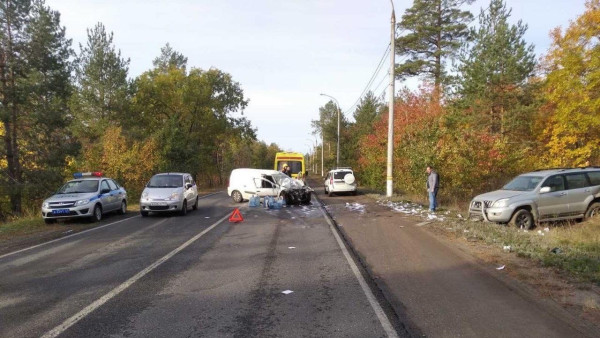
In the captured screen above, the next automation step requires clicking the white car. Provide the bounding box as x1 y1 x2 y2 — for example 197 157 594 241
324 168 357 196
41 172 127 224
139 173 199 217
228 168 312 204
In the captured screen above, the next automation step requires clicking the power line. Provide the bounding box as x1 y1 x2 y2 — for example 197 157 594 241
344 43 391 115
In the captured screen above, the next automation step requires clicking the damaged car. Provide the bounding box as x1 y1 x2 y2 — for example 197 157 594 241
227 168 312 205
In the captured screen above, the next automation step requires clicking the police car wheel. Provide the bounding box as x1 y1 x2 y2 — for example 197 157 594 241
44 218 56 225
192 196 198 210
118 200 127 215
140 210 149 217
92 205 102 222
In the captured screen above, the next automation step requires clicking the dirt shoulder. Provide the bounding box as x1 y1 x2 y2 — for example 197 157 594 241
308 178 600 336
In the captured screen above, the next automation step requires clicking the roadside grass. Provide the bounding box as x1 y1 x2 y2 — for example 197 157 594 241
0 215 48 239
370 192 600 284
438 216 600 284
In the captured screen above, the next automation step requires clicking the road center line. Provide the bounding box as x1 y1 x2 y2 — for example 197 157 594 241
41 213 230 338
318 206 399 338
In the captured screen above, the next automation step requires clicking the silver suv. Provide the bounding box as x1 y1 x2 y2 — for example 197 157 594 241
469 168 600 229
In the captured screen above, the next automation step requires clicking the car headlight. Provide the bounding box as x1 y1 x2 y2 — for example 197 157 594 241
168 192 180 201
42 202 49 208
141 191 149 199
75 199 90 206
492 198 509 208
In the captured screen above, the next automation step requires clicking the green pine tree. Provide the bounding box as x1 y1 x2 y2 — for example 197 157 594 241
396 0 474 93
457 0 536 136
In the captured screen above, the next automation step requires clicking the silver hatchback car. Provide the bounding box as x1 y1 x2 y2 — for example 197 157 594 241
139 173 199 216
469 167 600 229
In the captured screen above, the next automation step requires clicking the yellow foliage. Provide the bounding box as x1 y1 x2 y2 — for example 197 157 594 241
541 0 600 167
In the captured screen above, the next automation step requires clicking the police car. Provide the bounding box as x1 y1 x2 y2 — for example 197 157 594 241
41 172 128 224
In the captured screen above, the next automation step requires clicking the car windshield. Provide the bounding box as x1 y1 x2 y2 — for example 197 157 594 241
147 175 183 188
57 180 99 194
277 161 302 174
502 175 543 191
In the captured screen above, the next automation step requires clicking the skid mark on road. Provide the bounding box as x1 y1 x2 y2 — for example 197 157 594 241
231 220 282 338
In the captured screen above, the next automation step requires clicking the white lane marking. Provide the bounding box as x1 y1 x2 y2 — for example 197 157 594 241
0 192 224 261
0 216 139 261
415 221 431 227
319 207 399 338
41 213 230 338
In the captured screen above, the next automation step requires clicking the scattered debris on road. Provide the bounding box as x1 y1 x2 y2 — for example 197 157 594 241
281 290 294 295
345 202 366 214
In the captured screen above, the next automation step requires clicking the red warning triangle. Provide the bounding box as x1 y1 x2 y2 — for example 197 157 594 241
229 208 244 223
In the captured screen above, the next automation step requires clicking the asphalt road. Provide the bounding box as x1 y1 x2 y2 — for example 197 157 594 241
312 179 597 338
0 192 398 337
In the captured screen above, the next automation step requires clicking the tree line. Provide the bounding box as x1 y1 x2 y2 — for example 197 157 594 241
0 0 280 218
312 0 600 203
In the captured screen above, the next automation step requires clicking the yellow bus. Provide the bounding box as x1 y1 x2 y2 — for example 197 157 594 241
274 152 305 178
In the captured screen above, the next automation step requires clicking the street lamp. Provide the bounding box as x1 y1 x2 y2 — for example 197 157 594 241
319 93 341 169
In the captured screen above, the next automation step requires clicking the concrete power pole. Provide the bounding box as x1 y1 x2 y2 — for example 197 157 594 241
386 2 396 197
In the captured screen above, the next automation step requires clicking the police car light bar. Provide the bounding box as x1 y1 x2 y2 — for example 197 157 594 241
73 172 103 178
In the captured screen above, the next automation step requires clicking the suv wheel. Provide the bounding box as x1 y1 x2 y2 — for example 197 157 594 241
509 209 533 229
192 196 198 210
585 202 600 219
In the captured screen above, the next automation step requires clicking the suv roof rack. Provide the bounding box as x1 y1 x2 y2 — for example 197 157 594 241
532 167 572 172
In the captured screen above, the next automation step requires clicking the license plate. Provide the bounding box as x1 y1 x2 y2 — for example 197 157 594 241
150 202 168 206
52 209 70 215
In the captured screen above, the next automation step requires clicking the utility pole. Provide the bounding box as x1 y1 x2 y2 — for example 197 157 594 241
386 1 396 197
321 130 324 176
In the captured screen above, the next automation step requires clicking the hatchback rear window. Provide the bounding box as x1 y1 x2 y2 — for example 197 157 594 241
333 171 352 179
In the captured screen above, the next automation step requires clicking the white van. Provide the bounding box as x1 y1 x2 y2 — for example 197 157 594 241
228 169 281 203
227 168 313 204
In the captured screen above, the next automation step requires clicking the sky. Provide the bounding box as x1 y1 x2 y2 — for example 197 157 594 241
45 0 587 155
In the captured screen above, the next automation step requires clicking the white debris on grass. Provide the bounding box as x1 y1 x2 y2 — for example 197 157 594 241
496 265 506 270
537 230 545 236
378 200 446 221
544 227 550 232
281 290 294 295
345 202 366 214
503 245 512 252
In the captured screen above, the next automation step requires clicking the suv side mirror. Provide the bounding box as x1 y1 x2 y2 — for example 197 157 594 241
539 186 551 194
185 183 192 190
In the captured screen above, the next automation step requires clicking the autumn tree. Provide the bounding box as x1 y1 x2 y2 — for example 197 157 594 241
396 0 474 93
539 0 600 166
0 0 74 214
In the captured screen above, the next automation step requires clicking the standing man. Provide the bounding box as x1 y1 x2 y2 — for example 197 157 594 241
426 165 439 212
